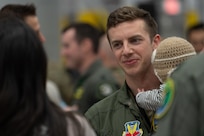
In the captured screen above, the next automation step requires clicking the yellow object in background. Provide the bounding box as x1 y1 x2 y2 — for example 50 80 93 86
185 10 199 29
76 10 108 32
59 16 69 30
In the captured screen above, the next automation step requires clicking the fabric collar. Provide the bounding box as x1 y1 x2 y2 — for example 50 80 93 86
74 59 102 89
118 82 140 111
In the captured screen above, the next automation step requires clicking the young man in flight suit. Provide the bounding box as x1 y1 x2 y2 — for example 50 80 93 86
61 23 120 114
85 6 161 136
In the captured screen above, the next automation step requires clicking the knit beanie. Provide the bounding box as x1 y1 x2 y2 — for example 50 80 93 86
152 36 196 83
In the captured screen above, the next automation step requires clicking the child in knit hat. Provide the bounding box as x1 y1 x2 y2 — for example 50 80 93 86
136 36 196 111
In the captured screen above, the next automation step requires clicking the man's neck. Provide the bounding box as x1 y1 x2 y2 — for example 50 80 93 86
125 69 161 96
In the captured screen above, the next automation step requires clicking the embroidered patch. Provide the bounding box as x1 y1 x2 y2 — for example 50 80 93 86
154 78 175 119
122 121 143 136
99 83 113 96
73 87 84 100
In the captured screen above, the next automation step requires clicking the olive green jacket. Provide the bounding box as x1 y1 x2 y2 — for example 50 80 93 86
85 82 153 136
155 54 204 136
73 60 120 114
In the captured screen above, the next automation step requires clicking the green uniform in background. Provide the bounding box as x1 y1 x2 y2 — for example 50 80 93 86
85 82 154 136
154 53 204 136
73 60 120 114
47 61 76 105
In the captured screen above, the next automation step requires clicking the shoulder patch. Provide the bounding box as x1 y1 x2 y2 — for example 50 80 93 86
122 120 143 136
99 83 113 96
73 87 84 100
154 78 175 119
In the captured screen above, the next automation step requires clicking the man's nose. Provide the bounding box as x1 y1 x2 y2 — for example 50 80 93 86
122 42 133 55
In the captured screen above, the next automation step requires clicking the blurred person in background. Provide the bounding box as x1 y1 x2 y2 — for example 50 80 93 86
0 16 96 136
61 23 120 114
85 6 161 136
98 33 125 86
154 52 204 136
0 3 70 109
0 3 45 42
186 22 204 53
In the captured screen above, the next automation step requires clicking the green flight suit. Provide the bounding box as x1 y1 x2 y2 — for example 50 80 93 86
154 53 204 136
47 62 76 105
85 82 154 136
73 60 120 114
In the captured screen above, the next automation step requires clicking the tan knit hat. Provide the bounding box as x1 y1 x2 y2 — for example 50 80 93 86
153 36 196 83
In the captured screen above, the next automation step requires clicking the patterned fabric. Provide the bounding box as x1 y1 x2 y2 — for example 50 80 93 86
136 84 165 111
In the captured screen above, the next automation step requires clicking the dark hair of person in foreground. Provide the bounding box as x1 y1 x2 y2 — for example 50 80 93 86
0 16 95 136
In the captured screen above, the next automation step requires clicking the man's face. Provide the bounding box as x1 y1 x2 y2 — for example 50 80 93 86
24 15 46 43
61 28 83 69
188 30 204 53
108 19 159 77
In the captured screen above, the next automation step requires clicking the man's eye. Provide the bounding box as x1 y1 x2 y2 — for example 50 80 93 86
130 38 141 44
112 43 122 49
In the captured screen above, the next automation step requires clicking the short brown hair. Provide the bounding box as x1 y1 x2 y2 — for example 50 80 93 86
107 6 158 40
62 23 101 54
186 23 204 40
0 4 36 20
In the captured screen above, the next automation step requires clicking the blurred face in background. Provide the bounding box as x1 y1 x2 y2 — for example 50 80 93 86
25 15 46 43
188 29 204 53
98 34 119 69
61 28 83 70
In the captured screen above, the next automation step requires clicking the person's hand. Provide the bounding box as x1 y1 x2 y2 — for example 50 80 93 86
137 88 144 93
64 105 78 112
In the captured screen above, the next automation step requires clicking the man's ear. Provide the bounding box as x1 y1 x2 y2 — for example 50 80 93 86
81 38 92 53
152 34 161 50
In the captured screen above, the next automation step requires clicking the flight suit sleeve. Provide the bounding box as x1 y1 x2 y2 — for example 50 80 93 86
154 76 200 136
85 105 100 135
66 112 96 136
77 114 96 136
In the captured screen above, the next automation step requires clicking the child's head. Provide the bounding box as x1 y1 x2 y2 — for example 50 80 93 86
152 36 196 83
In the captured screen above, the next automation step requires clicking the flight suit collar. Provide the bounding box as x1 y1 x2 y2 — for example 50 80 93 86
74 59 102 89
118 82 140 111
118 81 152 133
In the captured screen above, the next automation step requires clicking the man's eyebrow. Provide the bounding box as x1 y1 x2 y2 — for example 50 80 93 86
111 40 121 45
128 35 142 40
111 35 143 44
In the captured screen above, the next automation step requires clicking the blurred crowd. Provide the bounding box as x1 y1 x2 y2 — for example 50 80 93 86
0 2 204 136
